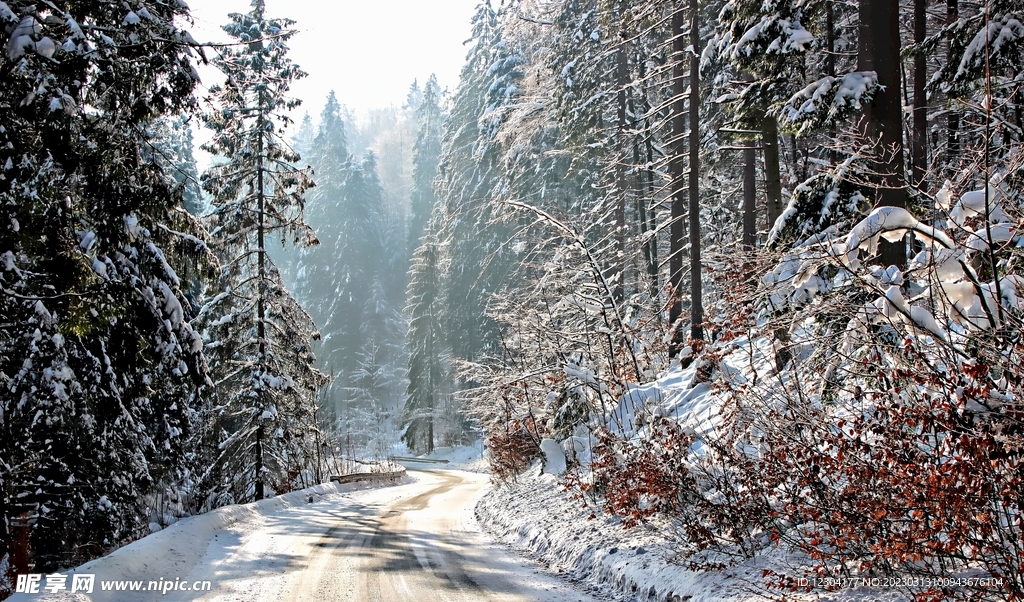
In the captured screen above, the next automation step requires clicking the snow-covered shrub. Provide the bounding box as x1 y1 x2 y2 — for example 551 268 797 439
582 416 775 567
465 204 670 482
562 171 1024 600
766 155 869 251
729 176 1024 599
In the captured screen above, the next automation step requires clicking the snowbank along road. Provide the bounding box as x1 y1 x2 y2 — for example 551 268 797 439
14 469 599 602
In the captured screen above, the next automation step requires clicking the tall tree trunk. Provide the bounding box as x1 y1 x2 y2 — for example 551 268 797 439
688 0 703 341
637 55 659 293
255 97 267 502
614 20 628 305
912 0 928 189
644 145 658 287
631 94 658 297
739 74 756 261
947 0 960 171
860 0 907 266
312 404 322 484
826 0 837 164
764 112 791 368
668 2 687 356
763 115 784 230
254 425 264 500
743 139 756 253
427 303 435 455
426 409 434 454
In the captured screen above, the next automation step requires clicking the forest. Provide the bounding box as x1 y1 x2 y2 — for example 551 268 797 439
1 0 1023 600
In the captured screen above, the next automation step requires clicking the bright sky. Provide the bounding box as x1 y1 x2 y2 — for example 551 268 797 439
188 0 479 121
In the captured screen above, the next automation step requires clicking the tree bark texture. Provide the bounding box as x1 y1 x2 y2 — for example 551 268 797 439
688 0 703 341
912 0 928 189
762 115 783 230
668 2 687 356
859 0 907 266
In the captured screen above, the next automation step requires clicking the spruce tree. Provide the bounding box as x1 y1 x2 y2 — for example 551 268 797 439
352 153 406 433
310 92 350 193
292 113 316 168
434 0 523 369
296 103 395 441
0 0 207 572
405 79 424 113
710 0 823 241
402 234 447 454
200 0 326 503
150 115 205 216
923 0 1024 179
408 75 445 252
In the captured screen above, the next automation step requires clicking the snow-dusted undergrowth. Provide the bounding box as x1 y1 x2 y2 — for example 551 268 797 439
477 463 771 602
478 177 1024 601
477 435 903 602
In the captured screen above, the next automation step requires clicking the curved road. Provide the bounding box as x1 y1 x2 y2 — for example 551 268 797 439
186 470 597 602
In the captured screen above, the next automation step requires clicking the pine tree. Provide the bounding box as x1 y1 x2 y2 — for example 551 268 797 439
293 93 352 419
549 0 605 220
353 153 407 428
310 92 350 192
264 110 315 293
547 0 629 300
709 0 893 251
292 92 349 318
404 79 424 113
709 0 825 243
0 0 208 572
434 0 523 369
296 110 401 449
199 0 326 503
923 0 1024 180
408 75 445 251
292 112 316 167
402 234 447 454
150 115 205 216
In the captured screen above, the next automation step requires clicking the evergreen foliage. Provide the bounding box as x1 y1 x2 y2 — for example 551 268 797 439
415 0 1024 597
402 234 447 453
294 94 408 452
150 116 205 216
0 0 207 573
408 75 444 252
3 0 1023 597
199 0 326 504
433 0 522 367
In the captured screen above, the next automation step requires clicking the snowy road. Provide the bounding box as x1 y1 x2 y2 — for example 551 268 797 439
67 469 592 602
183 469 596 602
14 469 600 602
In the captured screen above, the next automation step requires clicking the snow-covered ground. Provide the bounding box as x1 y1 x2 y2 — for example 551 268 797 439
8 469 601 602
477 466 912 602
6 435 909 602
398 444 490 473
7 477 406 602
478 467 743 602
5 407 912 602
475 361 908 602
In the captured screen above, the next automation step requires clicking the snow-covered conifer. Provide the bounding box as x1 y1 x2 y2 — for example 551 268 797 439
408 75 445 251
0 0 208 571
402 234 448 454
150 115 205 217
199 0 326 503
